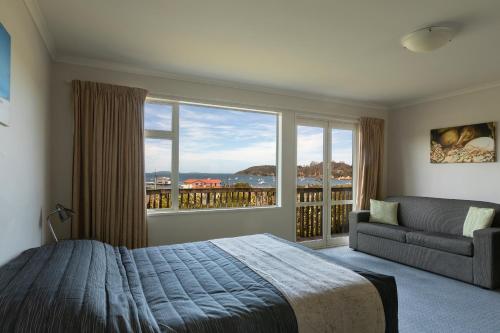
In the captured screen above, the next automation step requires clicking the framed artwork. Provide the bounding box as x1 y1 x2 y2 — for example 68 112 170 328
0 22 11 126
430 122 496 163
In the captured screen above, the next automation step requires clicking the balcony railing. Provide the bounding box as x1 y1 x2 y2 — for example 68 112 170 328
146 187 277 210
146 186 353 241
295 186 352 242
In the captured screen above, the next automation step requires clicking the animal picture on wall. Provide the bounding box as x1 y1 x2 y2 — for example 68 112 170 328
430 122 496 163
0 22 11 126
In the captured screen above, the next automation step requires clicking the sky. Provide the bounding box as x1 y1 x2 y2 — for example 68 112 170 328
145 102 353 174
297 126 353 167
145 103 277 173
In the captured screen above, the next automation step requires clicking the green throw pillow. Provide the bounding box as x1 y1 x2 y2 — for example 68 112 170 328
369 199 399 225
463 207 495 238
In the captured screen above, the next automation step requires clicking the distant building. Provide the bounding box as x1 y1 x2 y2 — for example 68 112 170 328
145 176 171 190
182 178 222 189
156 176 171 185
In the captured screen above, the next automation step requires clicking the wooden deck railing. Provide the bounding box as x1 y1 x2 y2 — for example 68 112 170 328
146 187 277 210
295 186 352 241
146 186 353 241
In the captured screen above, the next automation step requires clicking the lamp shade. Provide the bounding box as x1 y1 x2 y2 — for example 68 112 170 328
55 203 75 222
401 26 455 53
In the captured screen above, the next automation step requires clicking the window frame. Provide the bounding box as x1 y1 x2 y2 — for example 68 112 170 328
330 123 357 208
144 97 281 215
144 98 177 211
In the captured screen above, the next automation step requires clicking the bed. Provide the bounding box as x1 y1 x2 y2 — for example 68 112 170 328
0 234 398 332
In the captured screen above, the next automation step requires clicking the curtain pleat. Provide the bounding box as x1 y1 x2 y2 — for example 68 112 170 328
356 118 385 210
71 80 148 248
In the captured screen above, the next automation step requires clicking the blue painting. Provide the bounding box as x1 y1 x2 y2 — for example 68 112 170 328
0 23 10 103
0 22 10 126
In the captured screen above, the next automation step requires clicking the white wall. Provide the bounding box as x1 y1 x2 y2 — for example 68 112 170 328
0 1 51 264
50 62 389 246
388 86 500 203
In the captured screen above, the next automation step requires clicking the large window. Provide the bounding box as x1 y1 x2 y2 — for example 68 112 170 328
145 99 279 212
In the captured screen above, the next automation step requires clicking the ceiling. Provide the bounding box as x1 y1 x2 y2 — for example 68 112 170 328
36 0 500 107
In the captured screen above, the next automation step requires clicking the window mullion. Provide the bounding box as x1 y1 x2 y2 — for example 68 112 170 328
171 103 180 211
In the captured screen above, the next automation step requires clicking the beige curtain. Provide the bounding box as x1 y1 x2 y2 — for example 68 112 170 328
356 117 385 210
71 80 148 248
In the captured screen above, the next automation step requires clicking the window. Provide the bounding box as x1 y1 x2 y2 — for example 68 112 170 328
145 99 279 212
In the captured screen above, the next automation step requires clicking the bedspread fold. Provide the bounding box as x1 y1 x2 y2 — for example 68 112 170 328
211 234 386 333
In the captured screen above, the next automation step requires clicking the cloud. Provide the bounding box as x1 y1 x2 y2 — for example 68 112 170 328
179 108 276 148
145 104 277 173
144 103 353 174
180 141 276 173
297 126 353 166
144 102 172 130
145 139 171 172
297 128 324 166
332 129 353 164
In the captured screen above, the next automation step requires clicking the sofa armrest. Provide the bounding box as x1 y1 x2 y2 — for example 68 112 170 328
473 227 500 289
349 210 370 250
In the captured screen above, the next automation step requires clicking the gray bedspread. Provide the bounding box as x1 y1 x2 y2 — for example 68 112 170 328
0 237 397 333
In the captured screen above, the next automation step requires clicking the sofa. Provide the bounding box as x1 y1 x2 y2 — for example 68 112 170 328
349 196 500 289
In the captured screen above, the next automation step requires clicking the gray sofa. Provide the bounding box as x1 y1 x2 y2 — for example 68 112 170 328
349 196 500 289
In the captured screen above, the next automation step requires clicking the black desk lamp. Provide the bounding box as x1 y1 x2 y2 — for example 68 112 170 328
47 204 75 242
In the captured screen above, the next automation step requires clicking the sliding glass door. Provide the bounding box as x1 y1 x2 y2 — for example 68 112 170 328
296 118 356 248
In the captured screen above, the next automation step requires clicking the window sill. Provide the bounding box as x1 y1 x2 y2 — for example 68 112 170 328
147 205 282 217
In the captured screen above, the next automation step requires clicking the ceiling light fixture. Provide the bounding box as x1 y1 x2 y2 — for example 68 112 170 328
401 26 455 53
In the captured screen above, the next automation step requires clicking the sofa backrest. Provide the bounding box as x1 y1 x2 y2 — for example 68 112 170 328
385 196 500 235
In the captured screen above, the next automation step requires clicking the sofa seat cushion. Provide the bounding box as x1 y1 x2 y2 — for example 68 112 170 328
357 222 412 243
406 231 473 256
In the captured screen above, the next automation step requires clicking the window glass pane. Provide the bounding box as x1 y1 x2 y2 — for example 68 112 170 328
179 104 277 210
145 138 172 209
331 129 353 186
331 128 353 235
296 125 324 202
296 125 324 242
145 101 172 131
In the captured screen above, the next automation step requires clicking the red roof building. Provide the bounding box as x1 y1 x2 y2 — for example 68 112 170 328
182 178 222 189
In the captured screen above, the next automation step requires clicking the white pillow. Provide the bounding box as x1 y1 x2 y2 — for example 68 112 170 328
463 207 495 238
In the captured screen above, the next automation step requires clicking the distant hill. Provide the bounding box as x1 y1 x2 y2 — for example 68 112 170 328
145 171 171 179
298 161 352 178
236 162 352 178
235 165 276 176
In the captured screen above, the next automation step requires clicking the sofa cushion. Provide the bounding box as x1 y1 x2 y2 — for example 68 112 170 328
357 222 412 243
406 231 473 256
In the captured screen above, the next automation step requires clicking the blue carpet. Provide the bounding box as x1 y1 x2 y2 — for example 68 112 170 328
319 246 500 333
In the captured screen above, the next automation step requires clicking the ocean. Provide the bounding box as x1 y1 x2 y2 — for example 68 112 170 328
146 172 352 188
